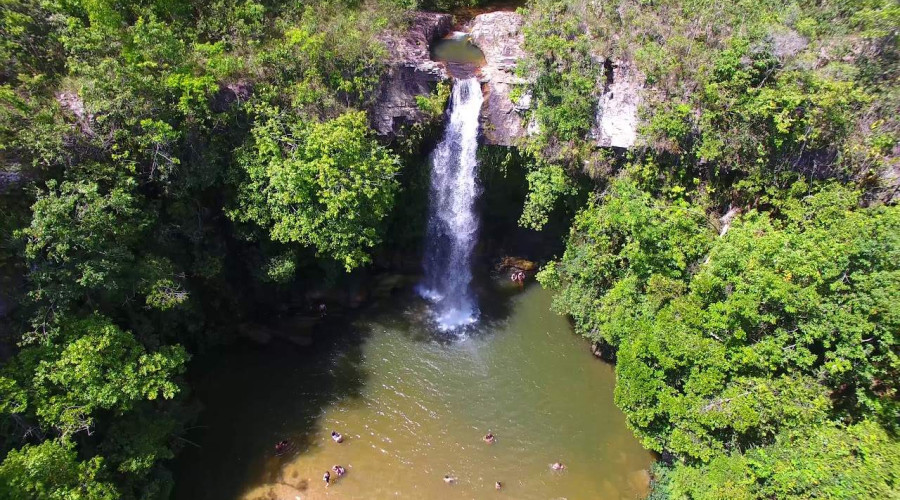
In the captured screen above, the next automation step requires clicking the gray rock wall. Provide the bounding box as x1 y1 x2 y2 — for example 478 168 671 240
372 12 453 138
591 60 643 149
468 12 528 146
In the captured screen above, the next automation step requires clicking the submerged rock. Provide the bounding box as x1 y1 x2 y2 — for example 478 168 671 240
468 11 529 146
591 59 643 149
372 12 453 138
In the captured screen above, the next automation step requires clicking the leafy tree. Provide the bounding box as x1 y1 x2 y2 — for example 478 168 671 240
539 178 714 347
230 110 401 270
611 185 899 460
10 314 188 435
663 421 900 499
18 178 147 332
0 438 118 500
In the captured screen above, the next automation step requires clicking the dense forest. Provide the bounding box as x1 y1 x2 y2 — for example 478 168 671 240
0 0 897 498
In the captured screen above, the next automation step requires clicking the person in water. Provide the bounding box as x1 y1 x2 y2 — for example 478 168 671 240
443 475 457 484
332 465 346 477
274 440 289 454
495 481 502 491
483 432 496 444
323 471 331 487
551 461 566 471
331 430 344 443
510 270 525 288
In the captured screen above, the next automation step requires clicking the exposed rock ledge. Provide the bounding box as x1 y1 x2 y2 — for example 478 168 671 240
591 60 643 149
468 12 528 146
372 12 453 137
467 12 643 149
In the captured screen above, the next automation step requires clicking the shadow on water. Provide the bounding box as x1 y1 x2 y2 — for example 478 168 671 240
172 314 373 500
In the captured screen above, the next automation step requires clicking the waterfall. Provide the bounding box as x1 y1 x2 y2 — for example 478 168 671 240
418 78 483 330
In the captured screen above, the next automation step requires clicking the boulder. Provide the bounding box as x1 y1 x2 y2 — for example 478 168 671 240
591 59 643 149
211 80 252 112
372 12 453 137
497 256 537 272
468 12 529 146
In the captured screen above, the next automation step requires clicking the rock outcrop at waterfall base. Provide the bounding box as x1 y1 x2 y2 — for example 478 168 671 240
372 12 453 138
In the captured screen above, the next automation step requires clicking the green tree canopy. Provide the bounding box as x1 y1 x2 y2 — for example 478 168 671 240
230 110 401 270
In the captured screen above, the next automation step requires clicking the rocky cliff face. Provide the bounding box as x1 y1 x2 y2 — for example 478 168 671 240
468 12 528 147
467 12 644 150
372 12 453 138
591 60 643 149
372 10 645 149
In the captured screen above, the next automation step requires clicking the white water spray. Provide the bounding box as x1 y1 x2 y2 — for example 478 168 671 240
418 78 483 330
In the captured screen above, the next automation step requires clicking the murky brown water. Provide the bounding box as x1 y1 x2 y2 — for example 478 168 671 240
431 33 486 79
173 285 653 499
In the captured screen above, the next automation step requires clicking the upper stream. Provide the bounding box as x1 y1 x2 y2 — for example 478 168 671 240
173 285 654 499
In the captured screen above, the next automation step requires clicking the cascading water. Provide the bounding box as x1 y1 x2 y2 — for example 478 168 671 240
418 77 483 330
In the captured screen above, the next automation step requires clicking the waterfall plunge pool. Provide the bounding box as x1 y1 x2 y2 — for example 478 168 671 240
172 284 654 499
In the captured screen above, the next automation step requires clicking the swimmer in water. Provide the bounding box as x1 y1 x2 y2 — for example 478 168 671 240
483 432 496 444
495 481 502 490
443 475 457 484
331 431 344 443
551 461 566 471
332 465 346 477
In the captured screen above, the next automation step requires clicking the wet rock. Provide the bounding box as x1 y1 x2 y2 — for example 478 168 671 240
468 12 529 146
497 256 537 272
372 12 453 138
591 59 643 149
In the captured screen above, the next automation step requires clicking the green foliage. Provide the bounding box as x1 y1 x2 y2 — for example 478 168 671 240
24 314 188 435
612 185 899 460
415 81 450 118
539 178 714 347
542 166 898 495
520 0 600 154
231 110 401 270
19 178 147 325
519 163 577 230
664 421 900 499
0 438 118 500
0 0 428 496
263 252 298 284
